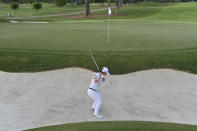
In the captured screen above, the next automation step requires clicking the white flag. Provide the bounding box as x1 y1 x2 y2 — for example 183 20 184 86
108 7 111 15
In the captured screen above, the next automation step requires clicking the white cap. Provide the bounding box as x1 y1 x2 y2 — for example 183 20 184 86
101 67 110 75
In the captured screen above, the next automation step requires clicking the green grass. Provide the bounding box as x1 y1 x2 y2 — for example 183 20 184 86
1 48 197 74
26 121 197 131
1 22 197 51
99 2 197 21
1 2 197 74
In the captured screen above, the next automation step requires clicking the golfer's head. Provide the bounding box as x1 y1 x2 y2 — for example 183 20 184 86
100 67 110 76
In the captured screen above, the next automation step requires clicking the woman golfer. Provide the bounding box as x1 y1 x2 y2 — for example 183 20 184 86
87 67 110 119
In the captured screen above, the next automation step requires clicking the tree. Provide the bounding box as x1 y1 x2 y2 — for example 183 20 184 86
10 2 19 15
115 0 120 15
95 0 105 6
33 2 42 12
67 0 74 5
54 0 67 7
85 0 90 16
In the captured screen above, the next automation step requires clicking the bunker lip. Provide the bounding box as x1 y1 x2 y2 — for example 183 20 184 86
0 68 197 131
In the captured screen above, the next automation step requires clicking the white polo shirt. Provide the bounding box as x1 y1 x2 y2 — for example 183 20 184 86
89 73 105 91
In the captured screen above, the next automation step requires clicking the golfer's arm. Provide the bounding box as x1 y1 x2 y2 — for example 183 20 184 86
94 76 101 83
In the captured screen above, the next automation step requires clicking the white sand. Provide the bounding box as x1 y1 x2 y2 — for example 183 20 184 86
0 68 197 131
10 20 48 24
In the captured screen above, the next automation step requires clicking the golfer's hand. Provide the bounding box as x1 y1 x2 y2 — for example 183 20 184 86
94 73 102 83
102 78 105 82
99 72 102 77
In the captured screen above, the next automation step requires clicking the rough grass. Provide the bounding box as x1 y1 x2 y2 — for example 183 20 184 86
26 121 197 131
0 48 197 74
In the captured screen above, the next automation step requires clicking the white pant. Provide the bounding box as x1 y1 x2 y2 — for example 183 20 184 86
87 89 102 116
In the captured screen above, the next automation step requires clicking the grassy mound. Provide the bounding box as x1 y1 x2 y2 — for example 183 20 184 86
87 2 197 22
26 121 197 131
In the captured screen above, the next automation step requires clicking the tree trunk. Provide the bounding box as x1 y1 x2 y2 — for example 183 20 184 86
71 0 73 5
85 0 90 17
115 0 120 15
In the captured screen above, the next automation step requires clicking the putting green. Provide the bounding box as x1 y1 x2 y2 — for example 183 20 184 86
1 21 197 51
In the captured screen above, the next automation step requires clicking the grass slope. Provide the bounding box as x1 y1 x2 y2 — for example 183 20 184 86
26 121 197 131
0 49 197 74
85 2 197 22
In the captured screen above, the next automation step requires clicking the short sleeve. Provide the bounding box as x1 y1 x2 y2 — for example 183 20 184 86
93 73 98 78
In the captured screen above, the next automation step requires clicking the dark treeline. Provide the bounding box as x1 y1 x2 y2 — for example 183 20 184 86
130 0 197 2
0 0 196 4
0 0 53 4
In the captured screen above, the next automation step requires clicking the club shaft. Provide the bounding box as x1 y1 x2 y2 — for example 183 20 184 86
89 49 99 70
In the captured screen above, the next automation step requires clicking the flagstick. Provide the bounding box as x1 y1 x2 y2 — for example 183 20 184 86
108 14 110 44
107 7 111 44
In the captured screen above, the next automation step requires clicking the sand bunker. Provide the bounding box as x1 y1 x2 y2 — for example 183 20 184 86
0 68 197 131
10 20 48 24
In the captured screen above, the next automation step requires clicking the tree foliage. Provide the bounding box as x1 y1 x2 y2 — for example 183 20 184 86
54 0 67 7
33 2 42 11
0 0 196 4
10 2 19 10
95 0 105 5
10 2 19 15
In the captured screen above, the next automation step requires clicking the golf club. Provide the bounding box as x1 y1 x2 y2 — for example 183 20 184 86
89 49 100 71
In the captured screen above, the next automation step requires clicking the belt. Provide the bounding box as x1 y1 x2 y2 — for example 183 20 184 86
89 88 97 92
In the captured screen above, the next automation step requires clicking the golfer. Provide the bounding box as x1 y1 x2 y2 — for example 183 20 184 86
87 67 110 119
